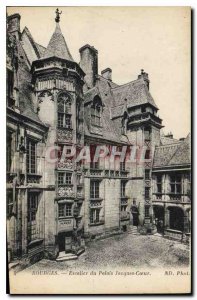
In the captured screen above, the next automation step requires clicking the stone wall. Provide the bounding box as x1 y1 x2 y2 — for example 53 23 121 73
103 178 120 231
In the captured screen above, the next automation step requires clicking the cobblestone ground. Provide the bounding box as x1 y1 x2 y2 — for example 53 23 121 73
23 234 189 273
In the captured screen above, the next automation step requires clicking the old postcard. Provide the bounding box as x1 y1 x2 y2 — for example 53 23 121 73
6 6 191 294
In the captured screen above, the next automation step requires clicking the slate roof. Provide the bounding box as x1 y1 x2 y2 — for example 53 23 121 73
153 133 191 168
43 23 74 61
110 104 125 119
84 73 159 143
111 78 158 112
21 27 44 64
21 102 41 123
160 135 179 145
14 34 45 124
98 75 119 88
35 43 46 57
84 87 100 104
16 20 163 141
84 76 127 144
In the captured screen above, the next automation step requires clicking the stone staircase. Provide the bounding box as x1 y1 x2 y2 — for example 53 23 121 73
130 226 140 235
56 247 85 262
56 251 78 262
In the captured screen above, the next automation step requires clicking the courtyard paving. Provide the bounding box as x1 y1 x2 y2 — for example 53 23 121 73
22 233 190 273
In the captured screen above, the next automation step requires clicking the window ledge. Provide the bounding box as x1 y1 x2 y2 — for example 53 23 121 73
75 215 83 219
56 198 75 202
57 127 73 130
58 183 73 187
58 216 73 220
27 238 43 248
27 173 42 177
167 193 182 195
89 221 104 227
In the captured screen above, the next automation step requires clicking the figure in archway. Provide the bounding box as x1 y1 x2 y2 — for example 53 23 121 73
153 205 164 234
131 205 139 226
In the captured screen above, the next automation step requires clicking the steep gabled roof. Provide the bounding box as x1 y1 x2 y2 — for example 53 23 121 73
160 135 179 145
43 23 74 61
153 133 191 168
84 87 100 104
84 76 127 144
14 36 45 124
35 42 46 57
112 78 158 111
21 27 46 64
83 73 161 144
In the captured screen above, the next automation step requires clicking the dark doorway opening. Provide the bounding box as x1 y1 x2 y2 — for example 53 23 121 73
153 205 164 233
122 225 127 232
169 207 184 232
131 206 139 226
58 232 72 253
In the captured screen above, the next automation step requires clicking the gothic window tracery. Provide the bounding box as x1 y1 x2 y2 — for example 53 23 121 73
57 93 72 129
91 96 102 127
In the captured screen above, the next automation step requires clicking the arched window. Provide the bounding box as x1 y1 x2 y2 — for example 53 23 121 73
57 93 72 129
91 97 102 127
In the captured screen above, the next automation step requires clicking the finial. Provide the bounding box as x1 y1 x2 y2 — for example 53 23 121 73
55 8 62 23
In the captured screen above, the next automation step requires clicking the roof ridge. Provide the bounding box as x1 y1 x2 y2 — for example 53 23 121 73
111 78 144 90
98 74 119 87
155 142 182 149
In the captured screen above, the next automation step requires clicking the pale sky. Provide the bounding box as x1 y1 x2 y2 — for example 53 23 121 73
7 6 191 139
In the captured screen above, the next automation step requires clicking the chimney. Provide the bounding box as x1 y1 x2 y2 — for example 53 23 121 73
138 69 150 90
79 44 98 91
101 68 112 81
7 13 21 40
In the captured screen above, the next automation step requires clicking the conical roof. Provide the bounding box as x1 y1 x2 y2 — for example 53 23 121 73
43 23 74 61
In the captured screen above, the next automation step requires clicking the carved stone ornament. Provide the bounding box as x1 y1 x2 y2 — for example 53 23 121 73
38 90 54 103
77 191 84 198
57 129 73 142
57 158 73 169
58 186 74 197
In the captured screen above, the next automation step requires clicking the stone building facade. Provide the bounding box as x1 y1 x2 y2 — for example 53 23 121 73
6 11 191 264
152 133 191 240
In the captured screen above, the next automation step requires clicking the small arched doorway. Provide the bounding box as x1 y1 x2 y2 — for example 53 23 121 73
131 206 139 226
168 206 184 232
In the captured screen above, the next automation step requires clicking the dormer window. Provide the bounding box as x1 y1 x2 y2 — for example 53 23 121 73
57 93 72 129
91 96 102 127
